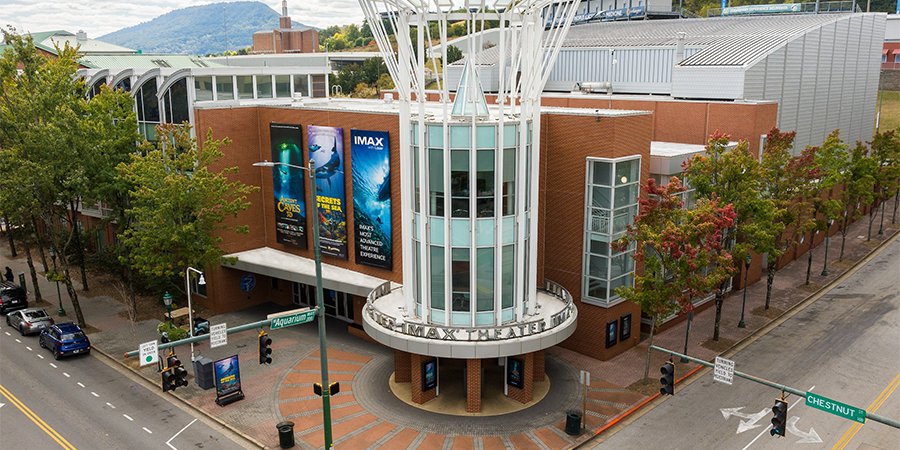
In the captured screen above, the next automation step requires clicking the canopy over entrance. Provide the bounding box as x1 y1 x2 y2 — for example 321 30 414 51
224 247 389 298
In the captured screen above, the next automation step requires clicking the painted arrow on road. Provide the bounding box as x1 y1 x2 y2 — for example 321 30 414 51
787 416 822 443
720 407 770 433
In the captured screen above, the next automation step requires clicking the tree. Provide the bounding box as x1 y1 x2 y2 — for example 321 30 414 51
446 45 463 65
835 143 876 261
615 178 735 379
870 129 900 237
116 124 257 291
810 131 849 274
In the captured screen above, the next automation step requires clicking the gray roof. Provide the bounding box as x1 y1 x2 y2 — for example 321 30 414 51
78 54 224 69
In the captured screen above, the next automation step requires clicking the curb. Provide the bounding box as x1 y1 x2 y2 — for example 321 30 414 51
576 227 899 447
91 346 267 449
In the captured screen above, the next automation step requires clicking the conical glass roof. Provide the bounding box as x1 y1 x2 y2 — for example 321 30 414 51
451 60 489 117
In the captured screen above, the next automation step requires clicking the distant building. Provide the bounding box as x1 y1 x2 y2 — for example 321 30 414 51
0 29 136 62
884 15 900 70
251 0 318 54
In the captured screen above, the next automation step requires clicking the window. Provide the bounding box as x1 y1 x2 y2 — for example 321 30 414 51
429 148 444 216
216 76 234 100
275 75 291 97
476 149 494 217
584 157 639 306
502 148 516 215
450 149 469 218
293 75 309 97
501 244 514 308
164 78 189 124
476 248 493 311
256 75 273 98
451 248 470 312
236 75 254 99
430 246 445 310
194 76 213 101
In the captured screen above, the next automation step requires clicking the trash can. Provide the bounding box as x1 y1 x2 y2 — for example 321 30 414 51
277 421 295 449
565 410 582 436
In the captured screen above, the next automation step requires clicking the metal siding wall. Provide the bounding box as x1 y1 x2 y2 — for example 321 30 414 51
672 66 744 100
781 40 803 151
743 61 765 100
868 16 887 135
547 47 676 94
812 28 830 146
825 21 845 145
844 18 863 145
764 47 786 128
796 31 817 150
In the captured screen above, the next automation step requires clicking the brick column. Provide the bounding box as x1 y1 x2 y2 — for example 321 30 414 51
533 350 546 382
394 350 411 383
466 359 482 413
507 353 534 404
410 354 437 404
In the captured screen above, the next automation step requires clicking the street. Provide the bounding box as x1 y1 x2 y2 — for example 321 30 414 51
0 325 250 450
590 235 900 450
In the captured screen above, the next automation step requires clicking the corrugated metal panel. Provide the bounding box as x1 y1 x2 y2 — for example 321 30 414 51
822 22 841 144
846 17 864 145
743 61 765 100
795 31 816 150
780 39 803 151
811 28 830 146
837 18 855 147
671 66 744 100
868 16 886 136
762 46 784 104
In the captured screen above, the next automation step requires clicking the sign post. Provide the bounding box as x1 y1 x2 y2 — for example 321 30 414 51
714 356 735 385
139 340 158 367
806 392 866 423
580 370 591 430
268 307 317 330
209 323 227 349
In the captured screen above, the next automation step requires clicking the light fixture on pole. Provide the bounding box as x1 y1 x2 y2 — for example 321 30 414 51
253 159 333 448
163 291 173 322
186 266 205 362
738 254 752 328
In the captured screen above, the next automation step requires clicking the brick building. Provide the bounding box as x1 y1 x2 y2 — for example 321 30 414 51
251 0 318 54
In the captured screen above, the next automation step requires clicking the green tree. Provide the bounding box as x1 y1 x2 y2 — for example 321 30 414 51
116 124 257 291
869 129 900 238
446 45 463 65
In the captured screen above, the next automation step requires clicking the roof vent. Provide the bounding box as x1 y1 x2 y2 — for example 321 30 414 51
76 30 87 41
383 93 394 104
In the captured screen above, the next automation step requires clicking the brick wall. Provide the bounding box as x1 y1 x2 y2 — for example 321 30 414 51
507 353 534 404
466 359 481 413
394 350 411 383
410 354 437 404
533 350 545 382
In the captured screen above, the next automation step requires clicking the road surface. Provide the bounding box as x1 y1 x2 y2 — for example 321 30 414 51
589 235 900 449
0 322 251 449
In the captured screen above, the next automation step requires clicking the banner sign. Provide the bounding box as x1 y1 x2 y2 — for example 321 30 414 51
422 358 437 392
351 130 393 270
308 125 348 259
214 355 242 398
507 356 524 389
723 3 800 15
269 123 307 248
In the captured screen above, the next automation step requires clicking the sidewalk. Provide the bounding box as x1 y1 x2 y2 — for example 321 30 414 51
1 208 896 449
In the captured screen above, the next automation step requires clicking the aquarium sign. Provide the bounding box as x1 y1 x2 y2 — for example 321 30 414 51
214 355 242 398
350 130 392 270
308 125 347 259
269 123 307 248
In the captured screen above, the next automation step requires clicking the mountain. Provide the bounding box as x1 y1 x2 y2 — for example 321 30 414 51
99 1 314 56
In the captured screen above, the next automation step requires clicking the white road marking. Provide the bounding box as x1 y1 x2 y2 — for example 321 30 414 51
105 402 116 409
49 363 57 368
76 382 85 388
742 385 813 450
15 338 21 343
142 427 152 434
166 418 198 450
25 346 32 351
36 354 44 359
123 414 134 421
4 331 10 336
90 392 99 398
63 372 70 378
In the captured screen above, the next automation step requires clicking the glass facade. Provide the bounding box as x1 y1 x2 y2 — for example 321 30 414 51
583 157 640 306
411 121 528 326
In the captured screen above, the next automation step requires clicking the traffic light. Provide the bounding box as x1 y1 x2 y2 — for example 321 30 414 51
660 361 675 395
161 353 188 392
770 399 787 437
258 331 272 365
161 368 175 392
171 359 188 389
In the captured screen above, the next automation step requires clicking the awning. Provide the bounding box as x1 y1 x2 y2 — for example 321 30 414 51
893 49 900 55
224 247 389 298
884 49 890 56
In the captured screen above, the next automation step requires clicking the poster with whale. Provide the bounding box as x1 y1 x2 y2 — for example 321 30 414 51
350 130 392 270
269 123 307 248
308 125 347 259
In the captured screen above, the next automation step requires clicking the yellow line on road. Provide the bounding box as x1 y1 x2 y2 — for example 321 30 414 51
0 383 76 450
831 372 900 450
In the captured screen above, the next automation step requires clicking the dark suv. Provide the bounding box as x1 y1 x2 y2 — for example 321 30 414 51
39 323 91 360
0 281 27 315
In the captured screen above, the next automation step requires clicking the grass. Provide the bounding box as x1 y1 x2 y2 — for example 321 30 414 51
878 90 900 132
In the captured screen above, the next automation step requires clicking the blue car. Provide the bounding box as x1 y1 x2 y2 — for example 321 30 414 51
39 323 91 360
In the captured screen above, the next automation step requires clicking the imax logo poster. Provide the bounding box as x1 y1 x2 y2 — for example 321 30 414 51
350 130 392 270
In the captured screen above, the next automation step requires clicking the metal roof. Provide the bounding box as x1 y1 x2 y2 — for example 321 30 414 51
78 54 224 69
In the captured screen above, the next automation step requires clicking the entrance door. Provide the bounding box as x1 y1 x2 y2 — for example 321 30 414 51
292 283 354 322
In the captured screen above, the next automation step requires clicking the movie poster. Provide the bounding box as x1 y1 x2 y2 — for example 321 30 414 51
507 357 524 389
308 125 347 258
214 355 242 398
270 123 307 248
422 358 437 391
350 130 392 269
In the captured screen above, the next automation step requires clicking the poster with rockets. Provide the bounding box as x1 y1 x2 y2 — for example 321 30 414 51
308 125 347 259
351 130 392 270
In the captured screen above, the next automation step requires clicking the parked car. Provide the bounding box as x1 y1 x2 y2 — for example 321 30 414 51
6 308 54 336
39 323 91 360
0 281 27 314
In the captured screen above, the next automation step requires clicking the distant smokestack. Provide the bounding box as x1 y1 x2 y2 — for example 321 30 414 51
282 0 288 16
279 0 291 28
76 30 87 41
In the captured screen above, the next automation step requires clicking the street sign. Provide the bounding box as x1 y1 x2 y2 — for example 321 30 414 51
806 392 866 423
139 340 158 367
714 356 735 385
210 323 227 349
268 307 317 330
579 370 591 386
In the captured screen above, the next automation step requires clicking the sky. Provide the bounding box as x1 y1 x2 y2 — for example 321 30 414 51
0 0 365 37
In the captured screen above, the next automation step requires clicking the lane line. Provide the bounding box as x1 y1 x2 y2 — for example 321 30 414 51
15 338 21 343
76 382 85 388
123 414 134 421
37 354 44 359
90 392 99 398
166 418 198 450
105 402 115 409
49 363 57 368
25 346 32 351
142 427 153 434
62 373 70 378
742 385 814 450
0 384 77 450
832 373 900 450
4 331 10 335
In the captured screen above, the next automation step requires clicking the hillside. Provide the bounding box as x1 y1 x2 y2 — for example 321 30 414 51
99 1 313 56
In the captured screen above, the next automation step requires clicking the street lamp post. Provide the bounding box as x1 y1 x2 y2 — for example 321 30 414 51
738 254 751 328
821 219 834 276
163 291 173 323
254 159 333 448
49 247 66 316
185 267 205 362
